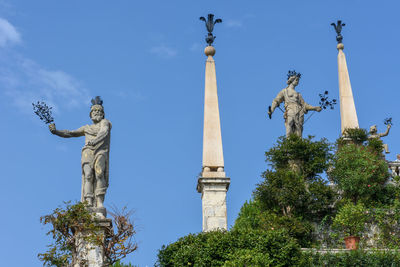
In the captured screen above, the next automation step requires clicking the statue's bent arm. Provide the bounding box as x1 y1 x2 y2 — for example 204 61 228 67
270 90 285 113
54 126 86 138
89 120 110 146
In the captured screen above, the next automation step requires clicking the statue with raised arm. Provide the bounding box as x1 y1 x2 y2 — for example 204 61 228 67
48 96 111 216
369 124 391 154
268 70 322 137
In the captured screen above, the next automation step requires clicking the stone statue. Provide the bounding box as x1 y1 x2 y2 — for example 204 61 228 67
368 124 391 153
49 96 111 216
268 71 322 137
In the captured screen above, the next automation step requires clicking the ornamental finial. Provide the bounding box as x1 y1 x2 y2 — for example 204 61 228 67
91 96 103 106
199 14 222 46
331 20 346 44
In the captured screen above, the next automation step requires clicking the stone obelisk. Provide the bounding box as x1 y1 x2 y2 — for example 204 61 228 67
332 20 359 134
197 14 230 232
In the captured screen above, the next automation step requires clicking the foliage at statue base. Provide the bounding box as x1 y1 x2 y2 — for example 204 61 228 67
38 201 137 266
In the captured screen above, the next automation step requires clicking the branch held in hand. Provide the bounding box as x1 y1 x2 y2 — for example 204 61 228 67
384 117 393 126
32 101 54 124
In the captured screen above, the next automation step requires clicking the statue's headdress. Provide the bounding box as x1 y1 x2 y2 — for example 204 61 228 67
90 96 104 118
91 96 103 107
287 70 301 80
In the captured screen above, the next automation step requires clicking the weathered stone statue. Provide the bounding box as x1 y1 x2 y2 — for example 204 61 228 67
49 96 111 215
268 71 322 137
368 124 391 153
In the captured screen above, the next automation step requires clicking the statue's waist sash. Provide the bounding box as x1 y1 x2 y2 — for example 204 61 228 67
81 146 109 165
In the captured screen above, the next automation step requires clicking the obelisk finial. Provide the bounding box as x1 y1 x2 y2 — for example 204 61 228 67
331 20 346 49
200 14 222 46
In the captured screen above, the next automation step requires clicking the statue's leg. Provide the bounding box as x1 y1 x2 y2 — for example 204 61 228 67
384 144 389 154
296 114 304 137
83 163 94 206
94 155 107 208
286 117 295 137
295 124 303 137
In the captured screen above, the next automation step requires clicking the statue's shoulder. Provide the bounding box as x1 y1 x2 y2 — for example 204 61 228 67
101 119 112 129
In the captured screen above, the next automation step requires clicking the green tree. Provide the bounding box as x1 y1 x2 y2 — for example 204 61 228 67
247 135 335 246
330 129 391 206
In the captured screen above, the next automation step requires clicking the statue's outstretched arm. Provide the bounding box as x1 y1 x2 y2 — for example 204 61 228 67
302 95 322 112
379 124 391 137
305 103 322 112
87 120 110 146
49 123 85 138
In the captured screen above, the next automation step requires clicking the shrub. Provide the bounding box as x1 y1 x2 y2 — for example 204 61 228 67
233 200 314 247
156 229 301 267
112 261 138 267
339 128 368 145
301 250 400 266
332 202 368 237
256 135 335 220
330 142 391 205
265 135 333 179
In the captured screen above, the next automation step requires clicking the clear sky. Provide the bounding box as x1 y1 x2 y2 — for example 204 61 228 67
1 0 400 266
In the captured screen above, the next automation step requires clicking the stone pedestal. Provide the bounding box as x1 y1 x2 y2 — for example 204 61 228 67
197 172 230 232
74 218 112 267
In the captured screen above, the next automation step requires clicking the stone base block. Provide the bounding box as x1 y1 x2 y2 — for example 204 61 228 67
197 176 230 232
74 218 112 267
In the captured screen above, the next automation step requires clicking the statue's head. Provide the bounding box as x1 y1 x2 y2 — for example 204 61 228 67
369 125 377 133
287 70 301 86
90 96 105 123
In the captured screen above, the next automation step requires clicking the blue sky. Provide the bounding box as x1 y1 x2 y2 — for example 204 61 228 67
1 1 400 266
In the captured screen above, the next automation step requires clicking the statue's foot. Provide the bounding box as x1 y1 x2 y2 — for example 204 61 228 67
85 197 93 206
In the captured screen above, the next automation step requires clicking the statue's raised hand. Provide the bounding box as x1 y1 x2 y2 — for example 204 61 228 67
49 123 56 134
316 106 322 112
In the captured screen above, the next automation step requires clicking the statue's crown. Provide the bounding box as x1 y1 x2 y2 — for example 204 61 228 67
287 70 301 80
91 96 103 107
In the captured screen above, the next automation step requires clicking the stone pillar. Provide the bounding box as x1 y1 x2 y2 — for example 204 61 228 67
197 45 230 232
197 175 230 232
74 218 112 267
337 43 359 134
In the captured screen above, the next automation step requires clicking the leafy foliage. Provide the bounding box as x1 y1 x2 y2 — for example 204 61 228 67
368 202 400 248
233 200 314 247
112 260 138 267
38 201 137 266
38 201 101 266
301 250 400 266
332 202 368 237
330 142 391 205
265 135 333 179
32 101 54 124
339 128 368 145
156 229 301 267
248 135 335 246
105 207 138 264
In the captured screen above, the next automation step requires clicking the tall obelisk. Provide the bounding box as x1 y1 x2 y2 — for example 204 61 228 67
331 20 359 134
197 14 230 232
